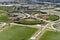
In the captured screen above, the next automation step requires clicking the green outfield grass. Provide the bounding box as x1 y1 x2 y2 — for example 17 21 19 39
39 31 60 40
0 25 37 40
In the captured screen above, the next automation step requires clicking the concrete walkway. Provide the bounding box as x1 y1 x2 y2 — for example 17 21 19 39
30 23 49 40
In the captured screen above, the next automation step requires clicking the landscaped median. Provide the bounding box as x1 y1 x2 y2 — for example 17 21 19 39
0 25 38 40
39 31 60 40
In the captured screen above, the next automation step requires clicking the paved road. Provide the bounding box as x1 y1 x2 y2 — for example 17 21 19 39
0 23 6 32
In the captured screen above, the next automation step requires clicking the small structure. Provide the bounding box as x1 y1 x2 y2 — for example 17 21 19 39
53 23 60 28
55 8 60 11
0 23 6 29
30 37 36 40
40 14 48 19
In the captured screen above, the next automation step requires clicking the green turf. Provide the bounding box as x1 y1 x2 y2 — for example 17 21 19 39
0 25 37 40
0 11 5 14
0 6 13 11
19 19 40 25
48 15 59 21
39 31 60 40
18 19 47 25
0 16 9 22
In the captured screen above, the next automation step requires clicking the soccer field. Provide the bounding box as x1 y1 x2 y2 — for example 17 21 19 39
0 25 37 40
39 31 60 40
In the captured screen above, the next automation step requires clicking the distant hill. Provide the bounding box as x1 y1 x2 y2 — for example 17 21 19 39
0 0 15 2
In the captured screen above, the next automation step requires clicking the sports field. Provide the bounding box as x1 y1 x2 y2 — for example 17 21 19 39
0 6 13 11
48 15 59 21
0 25 37 40
39 31 60 40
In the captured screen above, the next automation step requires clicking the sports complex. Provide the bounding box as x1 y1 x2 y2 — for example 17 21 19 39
0 0 60 40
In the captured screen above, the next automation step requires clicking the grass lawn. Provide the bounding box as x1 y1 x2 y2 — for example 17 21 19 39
39 31 60 40
18 19 47 25
0 6 13 11
0 25 37 40
48 15 59 21
19 19 40 25
0 16 9 22
11 11 19 13
24 11 41 14
0 11 5 14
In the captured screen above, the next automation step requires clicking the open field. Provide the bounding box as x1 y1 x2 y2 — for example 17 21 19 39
39 31 60 40
19 19 40 25
0 16 9 22
0 6 13 11
17 19 47 25
0 11 5 14
0 25 37 40
48 15 59 21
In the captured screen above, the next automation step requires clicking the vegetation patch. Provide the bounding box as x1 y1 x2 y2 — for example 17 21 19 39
0 16 9 22
39 31 60 40
0 25 37 40
19 19 40 25
15 19 47 25
47 15 59 21
0 6 14 11
0 11 5 14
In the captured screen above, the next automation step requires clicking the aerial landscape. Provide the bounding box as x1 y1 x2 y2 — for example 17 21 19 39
0 0 60 40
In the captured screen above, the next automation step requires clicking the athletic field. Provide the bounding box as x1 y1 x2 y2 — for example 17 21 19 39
0 25 37 40
39 31 60 40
